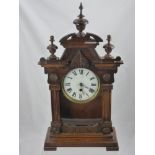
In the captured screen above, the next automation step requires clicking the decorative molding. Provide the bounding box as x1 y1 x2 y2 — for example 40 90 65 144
101 84 113 90
62 123 101 133
49 84 60 90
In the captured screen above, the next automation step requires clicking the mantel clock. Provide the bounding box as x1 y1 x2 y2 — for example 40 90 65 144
39 3 123 151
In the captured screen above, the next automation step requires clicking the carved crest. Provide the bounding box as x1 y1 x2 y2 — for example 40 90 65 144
70 49 90 68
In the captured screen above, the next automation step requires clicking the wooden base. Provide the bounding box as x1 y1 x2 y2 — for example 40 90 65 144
44 127 119 151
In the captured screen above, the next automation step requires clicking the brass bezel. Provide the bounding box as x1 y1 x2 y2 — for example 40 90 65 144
61 68 100 104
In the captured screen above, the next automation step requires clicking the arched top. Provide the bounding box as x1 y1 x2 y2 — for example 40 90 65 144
59 32 103 45
85 33 103 42
59 33 76 44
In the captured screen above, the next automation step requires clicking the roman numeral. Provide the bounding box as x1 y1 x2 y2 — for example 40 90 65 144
90 77 95 80
79 94 82 99
79 69 83 75
67 88 72 93
72 92 76 97
86 93 89 97
86 72 89 76
72 71 77 76
65 83 70 86
89 88 95 93
67 77 73 79
91 83 96 86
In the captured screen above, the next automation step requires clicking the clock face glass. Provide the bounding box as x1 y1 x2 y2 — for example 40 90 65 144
62 68 100 103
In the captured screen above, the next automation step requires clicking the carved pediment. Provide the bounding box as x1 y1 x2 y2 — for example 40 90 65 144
70 49 90 68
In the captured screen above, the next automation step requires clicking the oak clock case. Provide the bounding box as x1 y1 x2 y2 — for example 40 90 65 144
39 3 123 151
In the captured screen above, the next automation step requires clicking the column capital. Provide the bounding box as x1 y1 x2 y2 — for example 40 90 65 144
101 84 113 91
49 84 60 90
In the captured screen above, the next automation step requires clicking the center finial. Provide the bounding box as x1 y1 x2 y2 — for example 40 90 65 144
79 2 84 18
73 3 89 36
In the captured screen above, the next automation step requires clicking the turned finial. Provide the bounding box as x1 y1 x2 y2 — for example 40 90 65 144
49 36 54 45
107 35 111 44
73 3 88 35
47 35 58 60
103 35 114 59
79 2 84 18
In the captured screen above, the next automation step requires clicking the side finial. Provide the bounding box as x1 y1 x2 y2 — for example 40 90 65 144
47 35 58 60
103 35 114 59
73 3 88 36
107 35 111 44
49 35 54 45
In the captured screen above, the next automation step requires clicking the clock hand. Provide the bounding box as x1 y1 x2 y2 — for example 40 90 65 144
82 89 85 95
79 83 91 90
79 87 85 95
82 84 90 90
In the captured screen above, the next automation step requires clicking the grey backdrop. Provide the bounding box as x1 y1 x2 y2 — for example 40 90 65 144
19 0 135 155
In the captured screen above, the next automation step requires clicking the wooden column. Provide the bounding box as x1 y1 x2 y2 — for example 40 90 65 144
49 84 61 134
101 84 113 133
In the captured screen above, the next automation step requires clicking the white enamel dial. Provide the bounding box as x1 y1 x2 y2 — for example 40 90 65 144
62 68 100 103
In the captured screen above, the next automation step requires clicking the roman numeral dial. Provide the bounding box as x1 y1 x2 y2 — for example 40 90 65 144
62 68 100 104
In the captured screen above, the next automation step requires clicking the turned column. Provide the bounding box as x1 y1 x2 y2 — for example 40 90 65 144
49 84 61 122
49 84 61 134
101 84 113 121
100 83 113 133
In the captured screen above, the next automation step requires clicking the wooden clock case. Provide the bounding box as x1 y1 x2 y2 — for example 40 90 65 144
39 3 123 151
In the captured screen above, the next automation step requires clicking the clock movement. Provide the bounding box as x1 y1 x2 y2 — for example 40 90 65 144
39 3 123 151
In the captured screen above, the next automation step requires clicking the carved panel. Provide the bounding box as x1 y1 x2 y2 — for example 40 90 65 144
61 119 102 133
62 123 101 133
70 49 90 68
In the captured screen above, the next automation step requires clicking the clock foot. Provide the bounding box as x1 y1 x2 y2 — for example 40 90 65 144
106 145 119 151
44 146 57 151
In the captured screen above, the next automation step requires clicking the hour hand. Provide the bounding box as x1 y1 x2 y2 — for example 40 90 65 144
80 83 90 89
79 88 85 95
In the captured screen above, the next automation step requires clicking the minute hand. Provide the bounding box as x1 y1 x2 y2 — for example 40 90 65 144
83 85 90 89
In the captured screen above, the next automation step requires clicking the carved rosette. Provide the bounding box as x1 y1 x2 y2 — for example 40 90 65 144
103 73 111 82
48 73 58 84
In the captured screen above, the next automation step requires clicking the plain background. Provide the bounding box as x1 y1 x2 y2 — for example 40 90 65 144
19 0 135 155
